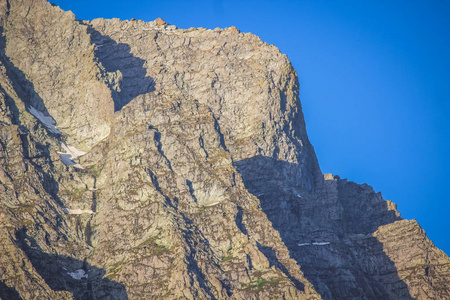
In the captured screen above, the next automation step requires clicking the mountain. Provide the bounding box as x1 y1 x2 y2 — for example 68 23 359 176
0 0 449 299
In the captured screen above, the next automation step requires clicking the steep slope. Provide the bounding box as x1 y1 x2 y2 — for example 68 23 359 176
0 0 449 299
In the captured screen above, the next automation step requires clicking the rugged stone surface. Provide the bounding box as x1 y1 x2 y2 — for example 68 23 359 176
0 0 449 299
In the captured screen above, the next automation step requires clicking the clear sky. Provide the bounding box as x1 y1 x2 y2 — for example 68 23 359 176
51 0 450 254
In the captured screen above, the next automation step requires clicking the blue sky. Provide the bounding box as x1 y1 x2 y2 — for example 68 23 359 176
52 0 450 254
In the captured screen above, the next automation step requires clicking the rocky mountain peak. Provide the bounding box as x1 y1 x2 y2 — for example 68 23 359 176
154 17 168 26
0 0 449 299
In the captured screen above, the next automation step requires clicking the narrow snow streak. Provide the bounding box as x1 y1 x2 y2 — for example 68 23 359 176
67 269 88 280
28 107 89 169
63 208 95 215
297 242 331 246
204 201 222 207
64 144 87 158
28 106 61 134
58 143 87 169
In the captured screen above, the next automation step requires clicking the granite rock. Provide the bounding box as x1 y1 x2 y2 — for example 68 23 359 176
0 1 448 299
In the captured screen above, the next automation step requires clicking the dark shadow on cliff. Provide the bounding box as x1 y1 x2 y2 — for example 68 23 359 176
86 25 155 111
256 242 305 291
15 228 128 300
234 155 413 299
0 82 64 209
235 205 304 291
0 27 61 138
0 280 21 300
0 27 71 211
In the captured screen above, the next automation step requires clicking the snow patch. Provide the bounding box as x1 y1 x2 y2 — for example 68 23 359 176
67 269 88 280
297 242 331 247
28 106 61 134
204 201 222 207
28 106 89 169
58 143 87 169
312 242 330 246
64 208 95 215
63 144 87 158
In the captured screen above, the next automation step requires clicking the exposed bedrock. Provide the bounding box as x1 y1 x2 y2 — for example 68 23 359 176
0 0 448 299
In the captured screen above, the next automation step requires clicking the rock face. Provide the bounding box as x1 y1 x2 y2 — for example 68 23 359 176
0 1 449 299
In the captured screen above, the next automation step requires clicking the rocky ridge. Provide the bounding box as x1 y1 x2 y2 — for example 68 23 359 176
0 0 449 299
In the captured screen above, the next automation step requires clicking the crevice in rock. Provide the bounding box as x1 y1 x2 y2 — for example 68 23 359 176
186 179 198 203
177 211 223 300
256 242 305 292
235 205 248 235
211 112 228 152
198 135 209 158
152 129 173 171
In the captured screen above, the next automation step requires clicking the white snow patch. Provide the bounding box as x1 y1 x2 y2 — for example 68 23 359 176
58 143 87 169
63 144 87 158
294 191 302 198
28 106 61 134
63 208 95 215
297 242 331 247
204 201 222 207
67 269 88 280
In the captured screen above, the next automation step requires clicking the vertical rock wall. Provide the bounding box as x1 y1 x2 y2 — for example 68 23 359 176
0 1 448 299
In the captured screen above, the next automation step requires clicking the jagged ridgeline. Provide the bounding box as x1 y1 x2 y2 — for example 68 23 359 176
0 0 449 299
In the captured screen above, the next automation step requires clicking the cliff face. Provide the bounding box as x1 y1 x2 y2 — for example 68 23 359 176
0 1 449 299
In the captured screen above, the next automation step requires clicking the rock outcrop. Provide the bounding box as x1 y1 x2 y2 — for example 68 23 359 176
0 0 449 299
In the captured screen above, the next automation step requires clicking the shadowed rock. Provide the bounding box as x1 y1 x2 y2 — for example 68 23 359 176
235 155 413 299
86 25 155 111
15 228 128 300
